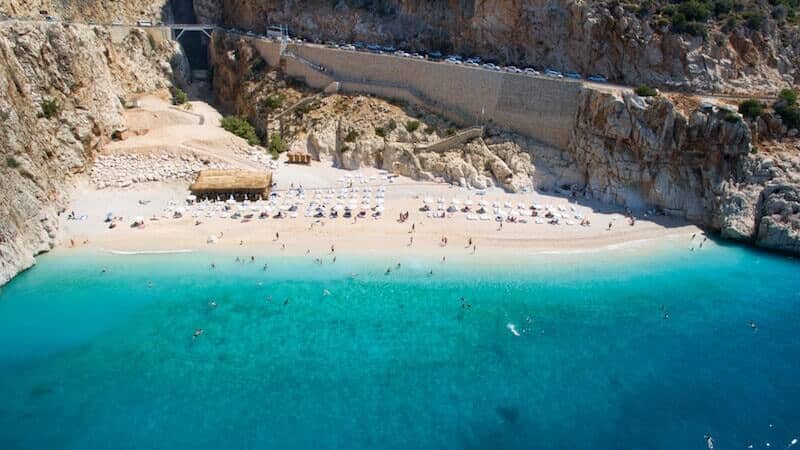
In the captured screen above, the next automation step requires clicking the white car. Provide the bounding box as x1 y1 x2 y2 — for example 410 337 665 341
341 44 356 51
445 58 463 65
523 68 540 75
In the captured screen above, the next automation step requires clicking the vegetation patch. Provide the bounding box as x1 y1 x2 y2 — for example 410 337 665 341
774 88 800 129
41 99 60 119
374 126 386 137
724 112 742 123
405 120 421 132
344 129 359 143
738 99 764 119
5 156 20 168
170 87 188 105
268 133 287 158
634 85 659 97
220 116 260 145
263 93 285 110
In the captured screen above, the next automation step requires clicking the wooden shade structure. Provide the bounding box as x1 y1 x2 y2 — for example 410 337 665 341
190 169 272 199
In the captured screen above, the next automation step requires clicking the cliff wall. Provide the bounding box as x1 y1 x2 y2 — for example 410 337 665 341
197 0 799 95
0 22 188 285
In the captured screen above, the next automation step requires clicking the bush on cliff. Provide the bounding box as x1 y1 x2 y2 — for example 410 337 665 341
738 99 764 119
268 133 287 158
634 85 659 97
774 88 800 129
220 116 260 145
374 126 386 138
263 93 285 110
5 156 20 169
41 99 60 119
344 129 359 143
405 120 420 132
171 87 188 105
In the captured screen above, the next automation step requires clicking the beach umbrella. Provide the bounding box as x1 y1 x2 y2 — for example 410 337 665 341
226 198 236 205
497 210 508 218
451 198 461 205
464 199 473 206
479 200 488 206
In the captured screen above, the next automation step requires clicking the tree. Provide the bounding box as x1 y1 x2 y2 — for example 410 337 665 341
220 116 260 145
738 99 764 119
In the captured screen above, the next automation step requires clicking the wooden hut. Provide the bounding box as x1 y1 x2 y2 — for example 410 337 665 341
190 169 272 200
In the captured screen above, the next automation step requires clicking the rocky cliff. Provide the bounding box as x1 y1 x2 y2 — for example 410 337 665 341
197 0 798 95
0 0 172 22
572 89 799 253
0 22 188 285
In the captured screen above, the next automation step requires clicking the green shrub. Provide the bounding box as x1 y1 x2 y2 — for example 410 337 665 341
713 0 733 16
344 129 359 143
738 99 764 119
268 133 287 156
170 87 188 105
742 12 764 30
446 127 456 136
671 13 708 36
774 88 800 129
41 99 60 118
724 112 742 123
775 105 800 129
634 84 659 97
386 118 397 131
678 0 711 21
424 125 436 135
405 120 420 132
778 88 798 105
374 126 386 137
263 93 285 110
5 156 20 168
220 116 260 145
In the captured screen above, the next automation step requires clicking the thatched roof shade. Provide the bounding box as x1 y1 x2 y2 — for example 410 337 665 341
190 169 272 196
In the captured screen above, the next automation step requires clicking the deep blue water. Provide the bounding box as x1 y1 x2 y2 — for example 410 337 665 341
0 243 799 450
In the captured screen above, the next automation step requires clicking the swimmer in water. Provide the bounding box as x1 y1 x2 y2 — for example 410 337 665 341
266 296 273 303
333 256 337 263
193 328 204 339
283 298 290 306
396 262 401 269
385 268 391 275
428 269 433 276
263 264 268 271
704 434 714 449
210 263 216 269
101 267 107 273
749 320 758 331
208 300 217 308
323 289 331 296
506 323 520 337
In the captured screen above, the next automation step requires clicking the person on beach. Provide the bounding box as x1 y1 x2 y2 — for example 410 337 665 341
333 256 336 263
473 244 476 254
409 236 413 246
263 264 269 271
607 221 613 231
331 245 335 253
210 263 216 270
468 237 472 247
275 232 280 241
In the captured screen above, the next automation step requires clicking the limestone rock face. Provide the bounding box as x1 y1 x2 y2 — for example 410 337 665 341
0 22 187 285
571 88 800 255
0 0 172 23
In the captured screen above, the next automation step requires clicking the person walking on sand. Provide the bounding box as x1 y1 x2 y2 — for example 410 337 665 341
607 221 613 231
275 232 280 241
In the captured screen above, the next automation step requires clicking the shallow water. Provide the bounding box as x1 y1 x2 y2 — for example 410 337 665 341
0 243 799 450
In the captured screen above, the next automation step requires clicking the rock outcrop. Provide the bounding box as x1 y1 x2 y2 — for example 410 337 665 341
571 88 799 254
0 22 187 285
0 0 172 23
197 0 798 95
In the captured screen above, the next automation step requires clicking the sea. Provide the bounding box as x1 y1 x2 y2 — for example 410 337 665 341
0 241 798 450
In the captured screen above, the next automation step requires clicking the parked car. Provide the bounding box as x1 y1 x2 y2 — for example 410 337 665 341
341 44 356 51
446 54 463 61
523 68 540 75
587 75 608 83
465 61 480 67
504 66 522 73
465 57 481 64
381 46 397 53
445 57 463 65
564 71 582 80
411 53 424 59
367 44 382 53
354 42 365 50
428 51 443 60
325 41 338 48
544 68 563 78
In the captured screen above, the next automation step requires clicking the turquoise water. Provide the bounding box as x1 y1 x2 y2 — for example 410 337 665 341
0 243 799 449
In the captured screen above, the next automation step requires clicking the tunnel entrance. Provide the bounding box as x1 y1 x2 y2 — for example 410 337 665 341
170 0 208 70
